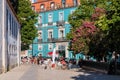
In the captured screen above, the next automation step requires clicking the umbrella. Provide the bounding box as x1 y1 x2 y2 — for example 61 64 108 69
48 51 59 57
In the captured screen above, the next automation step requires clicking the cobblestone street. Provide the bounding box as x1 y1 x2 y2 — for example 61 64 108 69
0 64 120 80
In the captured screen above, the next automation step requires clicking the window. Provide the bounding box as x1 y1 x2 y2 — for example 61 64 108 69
48 13 53 23
32 6 35 10
58 45 65 50
59 29 64 38
38 16 42 24
62 0 66 7
59 12 64 21
6 9 8 33
38 44 42 50
48 30 53 39
29 45 32 50
38 31 42 39
9 13 12 35
71 10 75 14
40 4 44 11
49 31 53 38
48 43 53 50
73 0 78 6
50 2 55 9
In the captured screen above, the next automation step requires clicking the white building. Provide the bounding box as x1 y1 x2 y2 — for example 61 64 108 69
0 0 21 73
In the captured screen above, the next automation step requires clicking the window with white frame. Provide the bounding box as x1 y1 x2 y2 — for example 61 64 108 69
71 10 75 14
40 4 44 10
59 12 64 21
29 45 32 50
38 44 42 50
38 16 42 24
62 0 66 7
59 29 65 38
50 2 55 9
73 0 78 6
48 43 53 50
48 13 53 22
48 30 53 39
38 31 42 39
32 6 35 10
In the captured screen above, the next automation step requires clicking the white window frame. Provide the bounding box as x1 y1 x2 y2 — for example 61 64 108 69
29 44 32 50
32 6 35 10
48 29 53 39
59 12 64 21
71 10 75 14
38 44 42 50
59 28 65 38
50 2 55 9
38 31 42 39
48 13 53 22
48 43 53 50
73 0 77 6
40 4 44 10
38 15 42 24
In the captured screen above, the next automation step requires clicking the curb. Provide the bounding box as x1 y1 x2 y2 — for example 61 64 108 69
82 66 107 74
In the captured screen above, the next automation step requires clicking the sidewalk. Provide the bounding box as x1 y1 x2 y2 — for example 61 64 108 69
0 64 31 80
0 64 120 80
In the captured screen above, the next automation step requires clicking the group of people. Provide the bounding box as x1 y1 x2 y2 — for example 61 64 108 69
21 54 83 70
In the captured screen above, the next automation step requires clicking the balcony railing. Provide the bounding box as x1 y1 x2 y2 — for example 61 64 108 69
55 37 68 42
38 39 42 43
56 20 65 26
47 38 55 42
38 23 42 27
48 22 53 25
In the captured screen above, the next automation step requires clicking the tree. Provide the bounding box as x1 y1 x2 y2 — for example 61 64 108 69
17 0 37 50
71 21 97 54
67 0 108 55
104 0 120 52
9 0 18 13
68 0 120 61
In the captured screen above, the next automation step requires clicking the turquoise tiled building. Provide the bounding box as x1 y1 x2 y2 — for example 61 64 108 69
28 0 82 59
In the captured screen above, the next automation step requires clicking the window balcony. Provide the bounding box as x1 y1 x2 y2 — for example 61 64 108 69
38 23 42 27
48 22 53 25
47 38 55 42
55 37 68 42
56 20 65 26
38 39 42 43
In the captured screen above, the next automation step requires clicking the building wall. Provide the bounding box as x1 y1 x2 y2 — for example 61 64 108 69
28 1 78 58
0 0 21 73
32 0 80 12
0 0 3 73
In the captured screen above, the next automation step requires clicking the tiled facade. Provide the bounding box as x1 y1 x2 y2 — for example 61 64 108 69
0 0 21 73
32 0 80 12
28 0 81 59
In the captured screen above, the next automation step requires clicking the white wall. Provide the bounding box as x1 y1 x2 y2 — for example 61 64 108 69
0 0 3 71
1 0 21 73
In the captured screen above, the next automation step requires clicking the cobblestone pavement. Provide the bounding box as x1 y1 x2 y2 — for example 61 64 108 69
0 64 120 80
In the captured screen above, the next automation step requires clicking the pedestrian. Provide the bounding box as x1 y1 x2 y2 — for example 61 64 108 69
68 60 72 69
37 56 40 65
44 59 48 69
78 59 82 68
108 51 117 75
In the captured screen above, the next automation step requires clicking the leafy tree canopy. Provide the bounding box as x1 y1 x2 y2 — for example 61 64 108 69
67 0 120 57
17 0 38 50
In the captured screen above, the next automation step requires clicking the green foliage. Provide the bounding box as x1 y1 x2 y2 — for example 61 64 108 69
68 0 95 29
68 0 120 60
17 0 38 50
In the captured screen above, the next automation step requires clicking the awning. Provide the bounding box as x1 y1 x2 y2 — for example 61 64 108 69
48 51 59 57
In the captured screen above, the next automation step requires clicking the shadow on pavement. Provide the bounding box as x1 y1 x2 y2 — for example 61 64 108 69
71 69 120 80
